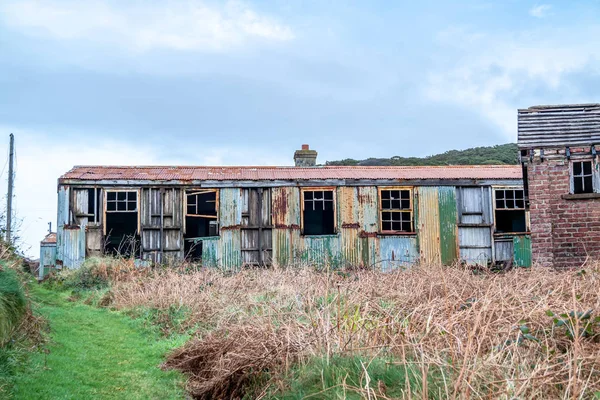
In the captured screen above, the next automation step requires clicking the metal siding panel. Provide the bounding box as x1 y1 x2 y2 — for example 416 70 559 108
272 187 300 266
358 187 379 232
438 187 458 265
56 186 70 266
39 244 57 279
417 187 441 265
72 189 88 218
494 240 513 262
220 229 242 271
302 236 341 267
514 235 532 267
201 237 219 267
219 188 242 228
379 236 418 271
457 187 493 265
62 225 85 269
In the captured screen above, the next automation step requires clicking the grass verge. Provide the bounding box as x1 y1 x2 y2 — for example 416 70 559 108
13 285 187 400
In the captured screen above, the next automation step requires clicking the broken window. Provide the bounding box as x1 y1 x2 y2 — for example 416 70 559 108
184 190 219 260
572 160 594 194
494 189 527 233
302 189 335 235
105 190 140 257
73 188 102 224
379 188 413 233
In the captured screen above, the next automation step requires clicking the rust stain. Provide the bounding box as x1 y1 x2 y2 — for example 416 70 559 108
220 224 242 231
342 222 360 229
64 224 80 230
359 231 377 238
275 224 300 230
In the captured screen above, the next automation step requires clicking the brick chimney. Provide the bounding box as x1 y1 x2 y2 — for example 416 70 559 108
294 144 318 167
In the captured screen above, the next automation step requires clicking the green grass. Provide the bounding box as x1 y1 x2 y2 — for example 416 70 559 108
13 285 187 400
273 355 445 399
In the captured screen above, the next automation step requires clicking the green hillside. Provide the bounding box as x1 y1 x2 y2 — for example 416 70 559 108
325 143 518 166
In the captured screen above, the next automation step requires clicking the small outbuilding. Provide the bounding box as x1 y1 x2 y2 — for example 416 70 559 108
518 103 600 267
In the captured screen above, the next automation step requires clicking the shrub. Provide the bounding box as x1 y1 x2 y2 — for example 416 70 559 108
0 267 27 346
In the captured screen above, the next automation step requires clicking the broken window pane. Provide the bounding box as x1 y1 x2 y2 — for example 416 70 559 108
494 189 526 233
572 161 594 194
380 189 413 233
303 189 335 235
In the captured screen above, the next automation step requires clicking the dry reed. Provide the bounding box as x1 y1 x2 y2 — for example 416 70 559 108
101 261 600 399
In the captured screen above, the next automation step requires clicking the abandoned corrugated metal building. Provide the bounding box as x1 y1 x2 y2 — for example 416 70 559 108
518 103 600 267
51 145 530 271
39 232 57 279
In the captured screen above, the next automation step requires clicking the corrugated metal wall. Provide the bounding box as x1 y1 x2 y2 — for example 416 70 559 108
438 187 458 265
39 244 57 279
56 183 531 270
219 188 243 270
417 187 441 265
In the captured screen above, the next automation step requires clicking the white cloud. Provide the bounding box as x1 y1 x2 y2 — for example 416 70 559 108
0 0 294 52
424 26 600 139
0 129 291 258
529 4 552 18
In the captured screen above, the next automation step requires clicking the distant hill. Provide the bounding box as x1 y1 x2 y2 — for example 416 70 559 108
325 143 519 166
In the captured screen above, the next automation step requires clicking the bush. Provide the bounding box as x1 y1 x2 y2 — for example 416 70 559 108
0 267 27 346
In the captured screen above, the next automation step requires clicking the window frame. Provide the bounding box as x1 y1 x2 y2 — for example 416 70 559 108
570 159 597 195
377 186 415 235
492 186 529 235
300 187 337 236
183 188 220 236
105 189 139 213
102 189 141 236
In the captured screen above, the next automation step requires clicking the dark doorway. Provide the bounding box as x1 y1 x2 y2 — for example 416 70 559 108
105 191 140 257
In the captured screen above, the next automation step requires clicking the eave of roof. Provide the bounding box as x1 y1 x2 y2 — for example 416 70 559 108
59 165 523 183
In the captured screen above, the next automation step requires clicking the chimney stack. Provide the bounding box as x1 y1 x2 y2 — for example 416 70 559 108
294 144 318 167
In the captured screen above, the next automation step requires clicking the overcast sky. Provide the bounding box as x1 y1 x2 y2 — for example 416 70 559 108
0 0 599 256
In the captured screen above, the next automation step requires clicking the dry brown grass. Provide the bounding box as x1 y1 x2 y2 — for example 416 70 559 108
101 261 600 399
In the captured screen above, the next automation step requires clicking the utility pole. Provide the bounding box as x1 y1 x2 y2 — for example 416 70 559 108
6 134 14 244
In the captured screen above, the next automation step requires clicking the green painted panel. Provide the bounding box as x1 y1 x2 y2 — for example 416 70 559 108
513 235 532 267
200 237 219 268
438 187 458 265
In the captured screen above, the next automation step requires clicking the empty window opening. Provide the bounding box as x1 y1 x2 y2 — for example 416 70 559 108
87 188 102 223
573 161 594 194
184 191 218 260
302 189 335 235
379 188 413 233
494 189 526 233
105 191 140 257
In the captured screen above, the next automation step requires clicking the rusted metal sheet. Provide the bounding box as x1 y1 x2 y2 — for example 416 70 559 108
438 187 458 265
302 235 341 268
241 188 273 265
379 236 418 271
61 165 523 182
417 187 441 265
337 186 378 267
513 235 532 267
456 186 493 265
86 226 103 256
272 187 301 266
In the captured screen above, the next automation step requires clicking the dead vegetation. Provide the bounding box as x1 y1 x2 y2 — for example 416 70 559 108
85 260 600 398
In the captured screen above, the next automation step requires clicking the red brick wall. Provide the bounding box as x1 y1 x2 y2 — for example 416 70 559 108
527 147 600 267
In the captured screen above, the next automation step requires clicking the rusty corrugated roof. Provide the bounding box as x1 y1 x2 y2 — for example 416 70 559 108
41 233 57 244
60 165 522 181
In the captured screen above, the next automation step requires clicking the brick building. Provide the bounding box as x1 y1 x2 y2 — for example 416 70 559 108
518 104 600 267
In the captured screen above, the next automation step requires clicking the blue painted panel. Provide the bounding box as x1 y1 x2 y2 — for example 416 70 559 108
379 236 418 272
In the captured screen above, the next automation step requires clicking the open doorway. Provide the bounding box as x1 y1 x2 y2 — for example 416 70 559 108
105 190 140 257
184 190 218 260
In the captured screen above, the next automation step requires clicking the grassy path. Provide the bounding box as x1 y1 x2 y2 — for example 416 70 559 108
14 286 187 400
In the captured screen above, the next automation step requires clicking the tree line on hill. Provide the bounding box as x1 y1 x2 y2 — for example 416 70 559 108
325 143 519 166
